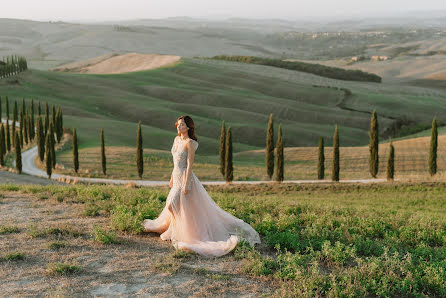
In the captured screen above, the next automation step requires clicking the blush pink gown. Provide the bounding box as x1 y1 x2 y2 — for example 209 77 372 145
142 136 261 257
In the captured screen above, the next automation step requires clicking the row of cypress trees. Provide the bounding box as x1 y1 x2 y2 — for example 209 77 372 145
0 96 64 175
0 55 27 79
219 114 285 183
316 111 439 181
230 109 439 182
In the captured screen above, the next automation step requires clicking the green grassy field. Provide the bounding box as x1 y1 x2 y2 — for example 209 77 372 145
1 58 446 158
1 182 444 296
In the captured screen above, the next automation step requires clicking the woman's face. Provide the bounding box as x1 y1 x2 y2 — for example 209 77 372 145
177 119 189 134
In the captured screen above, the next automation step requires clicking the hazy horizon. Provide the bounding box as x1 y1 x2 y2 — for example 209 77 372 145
1 0 446 23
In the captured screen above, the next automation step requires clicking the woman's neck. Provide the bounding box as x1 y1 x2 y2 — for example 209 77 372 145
179 133 189 140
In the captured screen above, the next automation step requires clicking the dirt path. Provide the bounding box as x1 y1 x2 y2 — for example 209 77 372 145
0 192 276 296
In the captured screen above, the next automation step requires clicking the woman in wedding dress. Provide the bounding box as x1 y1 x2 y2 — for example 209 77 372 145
142 115 261 257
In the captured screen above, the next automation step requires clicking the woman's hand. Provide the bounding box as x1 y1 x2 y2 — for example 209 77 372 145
181 188 188 195
169 179 173 188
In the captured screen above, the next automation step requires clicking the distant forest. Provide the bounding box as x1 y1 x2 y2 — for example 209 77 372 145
212 55 382 83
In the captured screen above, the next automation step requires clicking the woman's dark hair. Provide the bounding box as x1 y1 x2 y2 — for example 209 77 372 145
175 115 198 141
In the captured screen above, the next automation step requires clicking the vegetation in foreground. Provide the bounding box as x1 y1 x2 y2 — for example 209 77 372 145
1 181 444 296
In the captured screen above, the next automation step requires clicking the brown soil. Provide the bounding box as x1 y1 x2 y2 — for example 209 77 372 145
0 192 277 296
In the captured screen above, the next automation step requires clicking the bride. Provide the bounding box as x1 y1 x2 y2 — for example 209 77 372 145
142 115 261 257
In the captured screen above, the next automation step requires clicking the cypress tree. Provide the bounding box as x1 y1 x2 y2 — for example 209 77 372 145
19 124 23 148
369 109 379 178
266 113 274 179
45 129 52 179
136 121 143 178
36 116 45 162
5 96 9 120
317 136 325 180
6 119 10 152
14 131 21 174
51 105 56 131
225 126 233 183
0 124 5 166
27 114 32 142
19 99 24 146
38 101 41 117
12 100 17 147
73 128 79 174
0 96 2 120
275 124 284 183
59 108 63 133
101 128 106 175
20 97 25 129
56 107 62 143
219 120 226 177
332 125 340 182
387 138 395 181
30 99 34 140
429 117 438 176
44 102 49 138
24 113 28 145
49 122 56 169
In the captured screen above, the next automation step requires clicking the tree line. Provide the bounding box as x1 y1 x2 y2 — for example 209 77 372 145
0 96 63 176
211 55 382 83
0 56 28 79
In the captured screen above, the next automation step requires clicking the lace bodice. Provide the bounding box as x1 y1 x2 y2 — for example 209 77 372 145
171 136 199 190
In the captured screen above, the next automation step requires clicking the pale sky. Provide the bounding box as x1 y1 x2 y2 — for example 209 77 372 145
1 0 445 22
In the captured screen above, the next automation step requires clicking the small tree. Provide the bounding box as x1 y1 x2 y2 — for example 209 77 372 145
56 107 62 143
429 117 438 176
51 105 56 130
14 131 21 174
6 119 10 152
72 128 79 174
266 113 274 179
12 100 17 147
219 120 226 178
225 126 233 183
23 113 28 145
0 124 5 166
369 109 379 178
49 123 56 169
275 124 284 183
44 102 49 138
45 129 52 179
317 136 325 180
100 128 106 175
136 121 143 178
19 125 23 148
387 138 395 181
30 99 34 140
5 96 9 120
332 125 340 182
36 116 45 162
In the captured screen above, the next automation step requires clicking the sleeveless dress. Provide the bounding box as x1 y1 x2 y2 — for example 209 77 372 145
142 136 261 257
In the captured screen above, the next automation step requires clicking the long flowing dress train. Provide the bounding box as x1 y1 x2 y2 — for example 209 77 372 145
142 136 261 257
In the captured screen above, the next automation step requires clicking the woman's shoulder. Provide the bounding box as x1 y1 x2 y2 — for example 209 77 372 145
186 138 199 149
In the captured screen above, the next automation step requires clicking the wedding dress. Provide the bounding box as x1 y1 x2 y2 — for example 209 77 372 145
142 135 261 257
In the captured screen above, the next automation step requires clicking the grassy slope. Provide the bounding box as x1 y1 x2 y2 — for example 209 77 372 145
1 58 446 157
1 182 444 296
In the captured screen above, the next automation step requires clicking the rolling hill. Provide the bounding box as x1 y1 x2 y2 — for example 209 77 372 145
1 57 445 157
